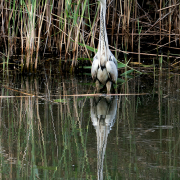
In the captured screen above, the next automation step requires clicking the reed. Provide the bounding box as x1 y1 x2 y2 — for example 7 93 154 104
1 0 180 72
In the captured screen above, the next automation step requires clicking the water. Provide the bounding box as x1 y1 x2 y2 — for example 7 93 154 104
0 72 180 179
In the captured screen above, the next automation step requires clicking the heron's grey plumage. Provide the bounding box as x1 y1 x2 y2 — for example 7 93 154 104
91 0 118 94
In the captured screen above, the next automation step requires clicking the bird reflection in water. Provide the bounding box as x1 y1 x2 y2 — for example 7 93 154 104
91 96 117 180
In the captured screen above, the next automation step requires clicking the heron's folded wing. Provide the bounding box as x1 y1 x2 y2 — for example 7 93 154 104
109 51 118 67
91 55 99 80
106 61 118 83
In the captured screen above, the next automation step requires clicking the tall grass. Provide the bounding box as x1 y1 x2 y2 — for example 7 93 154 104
1 0 180 72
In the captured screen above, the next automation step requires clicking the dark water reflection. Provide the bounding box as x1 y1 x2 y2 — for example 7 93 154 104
91 96 117 180
0 73 180 179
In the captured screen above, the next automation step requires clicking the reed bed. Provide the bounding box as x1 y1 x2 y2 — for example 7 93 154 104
1 0 180 72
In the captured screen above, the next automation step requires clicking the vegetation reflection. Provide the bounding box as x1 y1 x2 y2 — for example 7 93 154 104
0 73 180 179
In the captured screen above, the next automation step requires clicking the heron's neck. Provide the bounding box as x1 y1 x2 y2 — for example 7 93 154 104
99 2 108 56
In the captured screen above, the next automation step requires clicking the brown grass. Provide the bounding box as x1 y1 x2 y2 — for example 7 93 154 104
0 0 180 72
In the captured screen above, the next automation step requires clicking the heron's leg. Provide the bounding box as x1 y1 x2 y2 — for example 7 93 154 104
106 81 112 94
96 80 101 93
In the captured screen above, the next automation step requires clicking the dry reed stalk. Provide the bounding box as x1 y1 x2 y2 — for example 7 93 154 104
62 93 149 97
64 1 67 60
7 6 14 57
72 0 92 65
58 0 64 61
72 28 78 67
111 0 116 44
179 4 180 45
119 0 123 32
44 1 54 54
45 5 50 50
127 1 132 31
174 0 178 45
90 24 97 52
56 1 60 46
122 0 132 49
72 3 82 67
81 2 88 60
35 6 46 71
134 0 137 32
160 0 162 44
25 2 36 71
138 34 140 64
65 21 74 62
131 0 135 53
157 2 180 11
1 9 8 56
168 0 172 45
122 0 127 46
20 12 24 72
116 16 121 58
113 47 180 60
73 2 84 64
89 3 100 51
147 42 180 50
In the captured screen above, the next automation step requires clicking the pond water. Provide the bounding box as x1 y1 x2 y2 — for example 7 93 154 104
0 71 180 179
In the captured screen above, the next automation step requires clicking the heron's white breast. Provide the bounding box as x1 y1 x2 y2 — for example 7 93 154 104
97 68 108 85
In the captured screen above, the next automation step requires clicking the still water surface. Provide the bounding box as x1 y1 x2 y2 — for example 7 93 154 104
0 72 180 179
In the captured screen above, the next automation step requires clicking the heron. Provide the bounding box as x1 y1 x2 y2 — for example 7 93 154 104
91 0 118 94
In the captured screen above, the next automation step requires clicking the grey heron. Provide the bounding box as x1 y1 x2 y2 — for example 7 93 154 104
91 0 118 94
